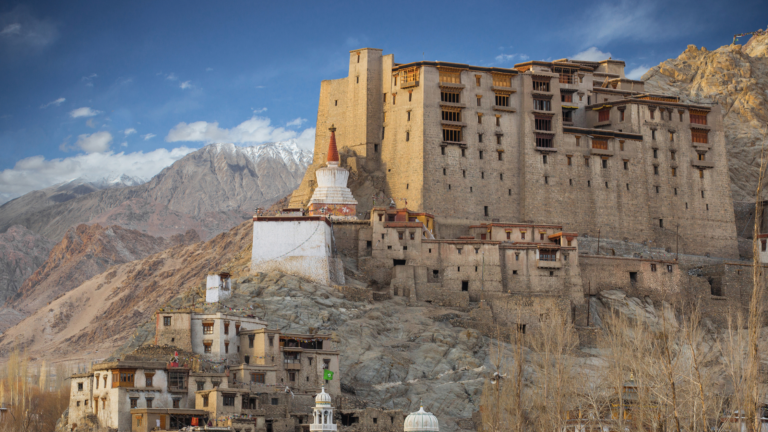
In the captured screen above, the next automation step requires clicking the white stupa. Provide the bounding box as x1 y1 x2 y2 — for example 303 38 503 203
308 125 358 219
404 406 439 432
310 387 336 431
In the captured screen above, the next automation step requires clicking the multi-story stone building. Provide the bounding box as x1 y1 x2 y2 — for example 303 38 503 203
289 48 737 259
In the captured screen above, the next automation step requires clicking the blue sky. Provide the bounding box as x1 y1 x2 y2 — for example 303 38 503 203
0 0 764 202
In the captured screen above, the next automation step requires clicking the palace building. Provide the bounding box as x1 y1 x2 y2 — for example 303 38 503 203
289 48 737 259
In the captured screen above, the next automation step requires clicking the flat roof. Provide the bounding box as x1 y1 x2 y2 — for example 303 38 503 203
392 60 519 75
130 408 209 415
253 216 332 226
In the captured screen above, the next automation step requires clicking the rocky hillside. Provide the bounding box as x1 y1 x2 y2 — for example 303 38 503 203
0 224 199 333
643 33 768 202
0 225 54 304
0 219 254 363
0 141 311 241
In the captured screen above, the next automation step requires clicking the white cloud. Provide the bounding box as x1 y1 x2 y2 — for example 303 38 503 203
123 128 136 136
166 73 178 81
69 107 101 118
142 133 156 140
81 73 97 81
75 131 112 154
573 47 612 61
120 142 127 147
85 118 97 128
180 81 192 89
494 53 529 64
286 118 306 127
40 97 65 109
627 65 651 80
0 146 195 204
253 107 267 113
166 115 316 150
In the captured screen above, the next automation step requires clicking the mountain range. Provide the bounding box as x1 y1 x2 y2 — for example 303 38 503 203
0 140 311 241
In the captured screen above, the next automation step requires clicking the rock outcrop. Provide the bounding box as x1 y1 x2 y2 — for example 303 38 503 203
643 34 768 202
0 225 54 304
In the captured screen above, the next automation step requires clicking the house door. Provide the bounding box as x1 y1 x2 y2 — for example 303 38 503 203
93 398 98 415
159 415 166 430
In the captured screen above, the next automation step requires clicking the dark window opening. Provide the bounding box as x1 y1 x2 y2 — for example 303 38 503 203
341 414 360 426
629 272 638 282
393 259 406 266
461 281 469 291
708 277 723 296
441 91 460 103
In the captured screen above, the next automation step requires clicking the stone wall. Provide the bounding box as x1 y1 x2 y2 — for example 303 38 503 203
252 218 344 286
579 255 683 298
154 311 192 351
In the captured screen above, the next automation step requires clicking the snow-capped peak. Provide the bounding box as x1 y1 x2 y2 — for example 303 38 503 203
90 174 147 189
203 140 312 167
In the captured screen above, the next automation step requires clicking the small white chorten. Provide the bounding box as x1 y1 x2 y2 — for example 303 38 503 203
404 406 439 431
310 387 336 431
308 125 358 219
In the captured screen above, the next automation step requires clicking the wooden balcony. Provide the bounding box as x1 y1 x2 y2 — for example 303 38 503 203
537 260 562 269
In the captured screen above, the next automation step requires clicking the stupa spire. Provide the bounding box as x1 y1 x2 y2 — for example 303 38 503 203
327 125 339 163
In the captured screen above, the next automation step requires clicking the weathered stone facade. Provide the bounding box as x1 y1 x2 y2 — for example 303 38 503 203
289 49 738 259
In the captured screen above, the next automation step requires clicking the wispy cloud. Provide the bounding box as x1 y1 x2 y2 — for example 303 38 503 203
0 6 58 50
69 107 101 118
40 97 65 109
180 80 192 90
123 128 136 136
166 73 178 81
573 47 612 61
205 67 213 72
120 142 128 147
166 115 316 150
286 118 306 127
85 118 97 128
0 146 195 203
573 0 688 47
627 65 651 80
142 133 156 140
253 107 267 114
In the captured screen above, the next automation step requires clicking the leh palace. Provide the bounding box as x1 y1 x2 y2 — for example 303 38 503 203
63 46 763 432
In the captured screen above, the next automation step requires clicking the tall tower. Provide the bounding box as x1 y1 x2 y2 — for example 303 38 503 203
310 387 336 431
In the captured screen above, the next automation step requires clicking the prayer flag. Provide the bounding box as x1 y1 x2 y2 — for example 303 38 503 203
323 369 334 381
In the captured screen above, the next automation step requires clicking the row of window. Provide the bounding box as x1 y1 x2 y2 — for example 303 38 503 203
129 396 179 409
383 92 414 104
442 110 505 126
439 91 514 108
